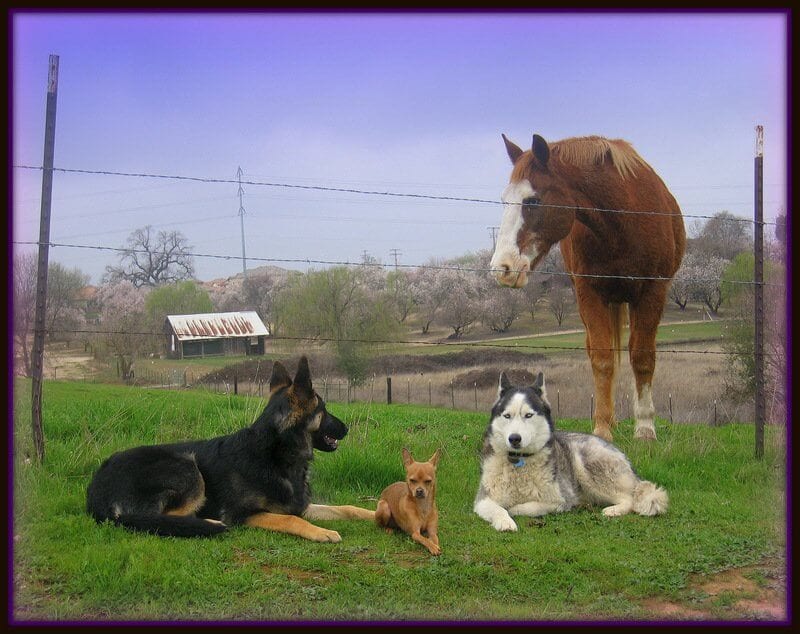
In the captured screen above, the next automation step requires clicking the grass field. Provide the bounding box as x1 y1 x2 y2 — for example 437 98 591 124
11 378 786 622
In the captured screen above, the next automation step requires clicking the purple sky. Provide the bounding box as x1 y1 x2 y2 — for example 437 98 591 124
11 11 788 283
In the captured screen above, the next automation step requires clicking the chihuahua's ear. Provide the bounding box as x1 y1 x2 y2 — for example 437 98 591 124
428 448 441 468
401 447 414 467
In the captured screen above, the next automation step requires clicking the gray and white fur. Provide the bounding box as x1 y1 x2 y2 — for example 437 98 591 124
474 371 668 531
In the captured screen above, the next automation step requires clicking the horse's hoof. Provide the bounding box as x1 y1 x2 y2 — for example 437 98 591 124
634 428 657 441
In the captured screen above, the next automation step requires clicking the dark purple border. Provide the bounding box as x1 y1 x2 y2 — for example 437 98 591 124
6 6 793 630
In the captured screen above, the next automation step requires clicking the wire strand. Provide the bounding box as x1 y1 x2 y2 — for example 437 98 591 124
13 164 777 226
35 327 736 356
11 240 782 286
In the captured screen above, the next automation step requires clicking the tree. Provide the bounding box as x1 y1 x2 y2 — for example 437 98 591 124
689 254 729 316
13 252 38 377
104 226 195 288
474 250 526 333
668 258 693 310
547 285 573 327
409 262 450 335
45 262 90 342
384 270 417 324
242 271 285 334
145 281 213 352
693 211 752 261
721 246 786 422
94 281 149 380
274 266 400 383
436 266 482 339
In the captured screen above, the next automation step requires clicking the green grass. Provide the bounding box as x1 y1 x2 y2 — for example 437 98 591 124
12 379 785 622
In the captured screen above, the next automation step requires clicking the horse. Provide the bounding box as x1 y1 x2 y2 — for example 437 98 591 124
490 133 685 441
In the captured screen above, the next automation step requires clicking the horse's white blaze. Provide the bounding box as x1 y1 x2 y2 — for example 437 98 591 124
491 180 540 286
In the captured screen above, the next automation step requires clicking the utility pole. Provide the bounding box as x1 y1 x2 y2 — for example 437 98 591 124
31 54 60 464
487 226 499 250
389 248 401 271
753 126 765 459
237 166 247 278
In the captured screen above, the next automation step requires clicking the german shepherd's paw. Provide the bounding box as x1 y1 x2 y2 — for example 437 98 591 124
312 528 342 543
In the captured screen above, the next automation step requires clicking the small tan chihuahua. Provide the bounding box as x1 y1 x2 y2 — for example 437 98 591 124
375 448 441 556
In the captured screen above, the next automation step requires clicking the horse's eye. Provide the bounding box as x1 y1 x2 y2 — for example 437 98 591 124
523 196 541 207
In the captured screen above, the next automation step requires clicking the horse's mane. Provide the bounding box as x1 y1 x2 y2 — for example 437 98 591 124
551 136 646 180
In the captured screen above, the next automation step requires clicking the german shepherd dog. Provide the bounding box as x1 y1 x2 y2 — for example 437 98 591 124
474 371 668 532
86 356 375 541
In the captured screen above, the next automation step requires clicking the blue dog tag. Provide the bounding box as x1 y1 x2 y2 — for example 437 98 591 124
513 457 525 468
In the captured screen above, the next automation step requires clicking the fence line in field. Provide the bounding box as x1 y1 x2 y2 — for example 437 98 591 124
123 365 754 427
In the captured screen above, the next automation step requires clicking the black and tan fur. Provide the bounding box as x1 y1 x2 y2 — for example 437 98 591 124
86 356 374 541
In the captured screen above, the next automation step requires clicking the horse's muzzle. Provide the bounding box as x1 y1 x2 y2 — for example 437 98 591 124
492 253 530 288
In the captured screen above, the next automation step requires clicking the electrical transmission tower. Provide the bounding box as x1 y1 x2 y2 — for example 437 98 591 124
237 166 247 278
389 248 402 271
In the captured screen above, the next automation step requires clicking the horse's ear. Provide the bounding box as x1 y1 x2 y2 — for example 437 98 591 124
498 371 513 399
269 361 292 394
502 133 524 164
532 134 550 167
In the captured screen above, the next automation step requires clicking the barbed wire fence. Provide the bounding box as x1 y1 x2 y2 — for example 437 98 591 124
13 161 784 434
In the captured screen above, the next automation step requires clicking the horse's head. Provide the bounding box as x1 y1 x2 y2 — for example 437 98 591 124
490 134 576 288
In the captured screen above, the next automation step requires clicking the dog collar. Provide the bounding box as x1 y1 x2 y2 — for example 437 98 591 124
507 451 534 468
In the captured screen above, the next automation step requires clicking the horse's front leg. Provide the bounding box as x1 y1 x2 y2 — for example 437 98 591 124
574 282 617 442
628 286 668 440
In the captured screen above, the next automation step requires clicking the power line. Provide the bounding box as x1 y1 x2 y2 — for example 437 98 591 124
11 239 782 286
13 164 778 226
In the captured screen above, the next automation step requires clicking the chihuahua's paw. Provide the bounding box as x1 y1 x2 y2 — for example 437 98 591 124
492 515 518 532
428 544 442 556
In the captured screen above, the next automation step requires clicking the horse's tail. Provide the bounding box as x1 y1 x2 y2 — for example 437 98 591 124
609 303 628 369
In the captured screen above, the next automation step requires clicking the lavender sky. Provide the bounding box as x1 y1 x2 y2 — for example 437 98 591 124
11 11 789 284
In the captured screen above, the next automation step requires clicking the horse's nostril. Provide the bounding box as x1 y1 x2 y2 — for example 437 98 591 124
501 265 510 273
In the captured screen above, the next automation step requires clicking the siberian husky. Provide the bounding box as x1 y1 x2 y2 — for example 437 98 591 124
474 371 668 532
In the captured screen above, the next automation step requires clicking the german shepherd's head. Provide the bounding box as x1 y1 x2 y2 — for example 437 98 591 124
267 356 347 452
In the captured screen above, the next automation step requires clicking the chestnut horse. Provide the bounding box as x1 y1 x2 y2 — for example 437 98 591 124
491 134 685 441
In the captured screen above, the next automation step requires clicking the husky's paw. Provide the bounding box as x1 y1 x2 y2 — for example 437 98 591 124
492 516 518 532
602 504 631 517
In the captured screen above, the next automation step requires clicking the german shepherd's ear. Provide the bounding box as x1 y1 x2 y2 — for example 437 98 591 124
533 371 550 406
269 361 292 394
291 355 314 402
498 371 513 399
401 447 414 467
428 448 441 468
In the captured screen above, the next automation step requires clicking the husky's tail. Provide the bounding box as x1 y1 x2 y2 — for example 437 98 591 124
113 514 228 537
632 481 669 516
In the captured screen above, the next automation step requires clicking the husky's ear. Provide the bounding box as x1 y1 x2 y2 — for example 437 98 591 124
428 448 441 468
498 371 513 399
401 447 414 467
269 361 292 394
291 355 314 402
533 371 550 405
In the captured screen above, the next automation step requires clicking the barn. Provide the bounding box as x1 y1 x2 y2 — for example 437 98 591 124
164 311 269 359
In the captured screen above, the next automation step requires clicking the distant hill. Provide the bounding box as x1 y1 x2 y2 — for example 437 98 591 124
198 265 292 296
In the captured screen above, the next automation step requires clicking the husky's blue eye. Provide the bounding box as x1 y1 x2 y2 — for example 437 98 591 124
524 413 533 418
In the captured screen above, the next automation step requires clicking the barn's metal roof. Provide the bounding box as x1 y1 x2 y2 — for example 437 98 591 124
165 311 269 341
